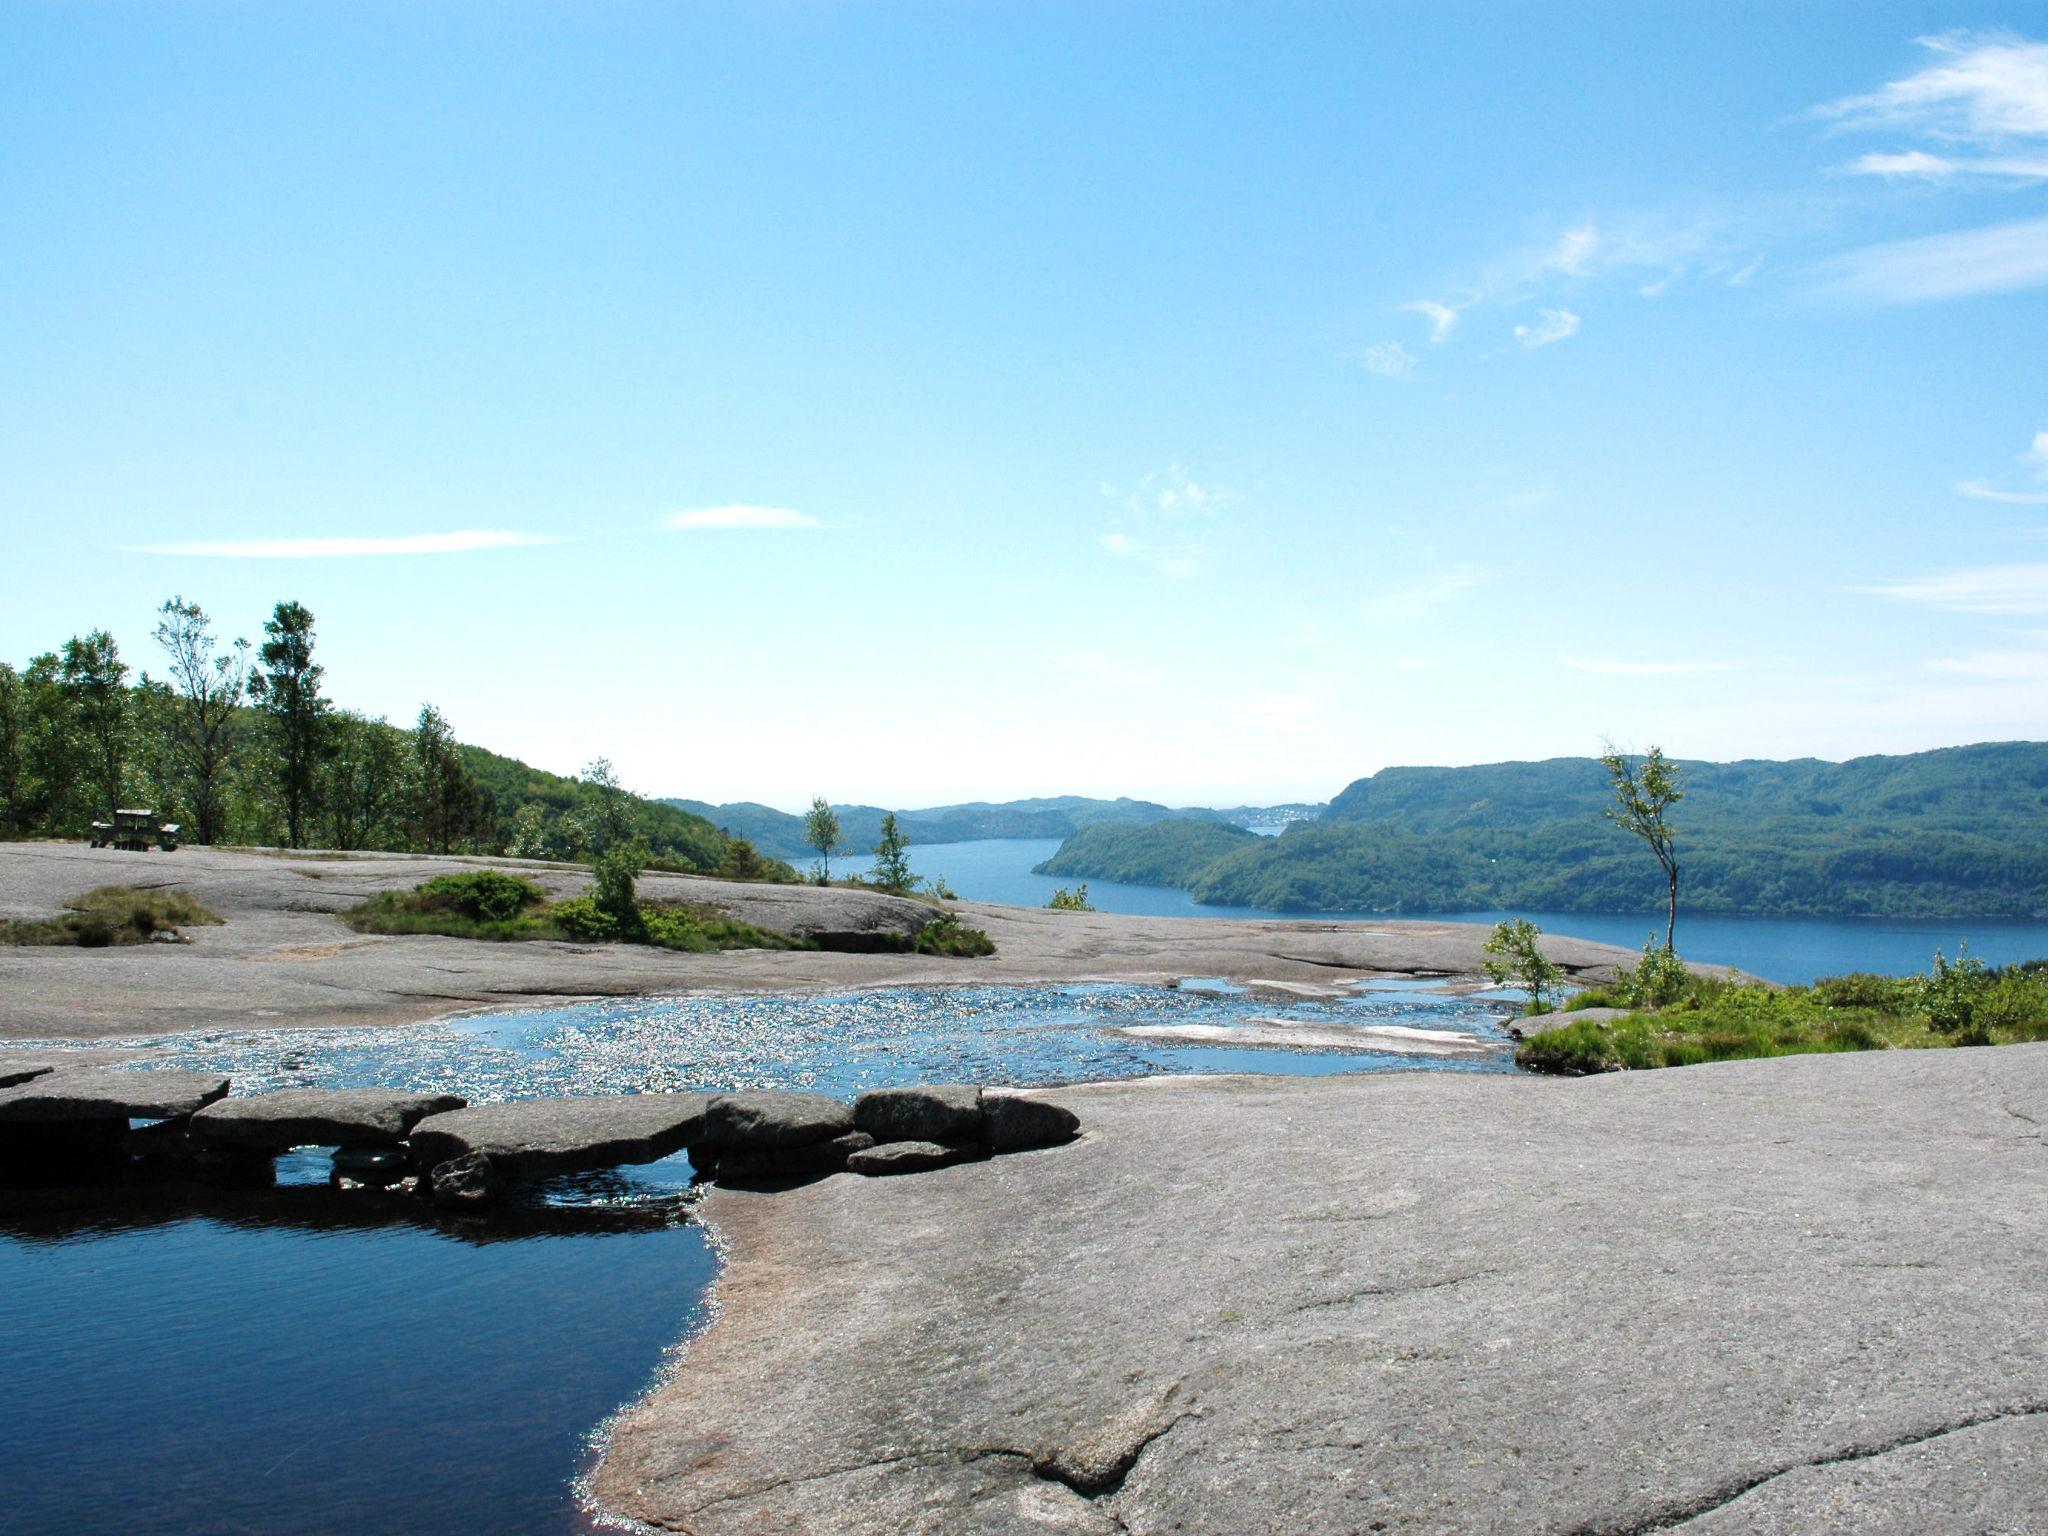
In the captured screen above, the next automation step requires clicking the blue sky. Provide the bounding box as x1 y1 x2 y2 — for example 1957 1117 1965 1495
3 4 2045 808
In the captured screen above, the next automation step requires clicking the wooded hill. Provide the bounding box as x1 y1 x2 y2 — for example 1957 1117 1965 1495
1034 743 2048 919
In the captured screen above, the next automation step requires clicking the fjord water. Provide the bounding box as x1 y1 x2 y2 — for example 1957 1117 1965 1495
3 981 1512 1535
837 838 2048 984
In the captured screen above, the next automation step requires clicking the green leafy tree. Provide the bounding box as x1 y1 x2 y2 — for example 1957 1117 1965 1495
804 795 842 884
324 711 405 850
581 757 636 855
507 802 562 861
0 663 22 834
19 654 78 831
150 597 248 845
59 629 129 817
871 812 914 892
407 705 484 853
716 835 770 881
1601 743 1684 951
1482 917 1562 1012
592 841 645 930
250 601 329 848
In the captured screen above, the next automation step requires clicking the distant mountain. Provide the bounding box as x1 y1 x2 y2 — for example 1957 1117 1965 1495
1032 743 2048 920
659 795 1322 864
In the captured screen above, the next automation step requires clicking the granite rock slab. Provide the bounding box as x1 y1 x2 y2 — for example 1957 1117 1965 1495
0 1067 230 1123
190 1087 468 1149
408 1093 712 1179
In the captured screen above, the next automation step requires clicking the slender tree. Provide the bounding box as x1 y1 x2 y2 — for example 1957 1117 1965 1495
250 601 328 848
1601 743 1684 952
151 597 249 844
871 812 914 892
580 757 635 855
804 796 842 884
59 630 129 818
408 705 482 853
0 663 22 834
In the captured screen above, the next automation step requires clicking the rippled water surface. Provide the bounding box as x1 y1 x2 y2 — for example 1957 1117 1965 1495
4 980 1513 1535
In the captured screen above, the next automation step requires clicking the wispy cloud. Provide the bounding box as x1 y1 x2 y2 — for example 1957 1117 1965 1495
1818 214 2048 303
1401 294 1476 343
1368 566 1490 621
1490 487 1555 512
1360 341 1419 379
1098 466 1228 578
1546 225 1600 276
1957 428 2048 503
665 505 824 530
118 530 566 558
1847 148 2048 181
1559 655 1731 676
1925 632 2048 679
1865 562 2048 614
1513 307 1581 348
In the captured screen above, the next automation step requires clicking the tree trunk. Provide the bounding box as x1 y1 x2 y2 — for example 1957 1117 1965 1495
1664 863 1678 952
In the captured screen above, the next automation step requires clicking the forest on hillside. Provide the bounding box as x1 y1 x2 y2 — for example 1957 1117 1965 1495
0 598 786 878
1037 746 2048 919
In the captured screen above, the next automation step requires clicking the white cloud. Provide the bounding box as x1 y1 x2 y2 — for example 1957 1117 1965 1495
1865 562 2048 614
664 505 824 530
1925 634 2048 679
1368 566 1490 621
1559 655 1731 676
118 530 566 558
1400 295 1474 343
1513 307 1581 348
1547 225 1600 276
1819 214 2048 303
1361 341 1419 379
1812 32 2048 143
1955 427 2048 502
1098 466 1228 578
1845 148 2048 181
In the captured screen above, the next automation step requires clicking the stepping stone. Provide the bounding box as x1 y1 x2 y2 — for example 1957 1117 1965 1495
703 1091 854 1149
408 1094 713 1180
0 1068 229 1123
845 1140 973 1176
854 1085 983 1142
981 1094 1080 1152
710 1132 875 1182
190 1088 468 1149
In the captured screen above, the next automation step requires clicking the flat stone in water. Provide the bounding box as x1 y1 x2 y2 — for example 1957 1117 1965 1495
408 1094 712 1179
0 1067 229 1123
190 1088 468 1149
704 1091 854 1149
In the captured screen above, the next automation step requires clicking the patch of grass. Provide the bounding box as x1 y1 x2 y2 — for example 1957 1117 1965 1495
1517 956 2048 1075
343 875 806 953
0 885 224 948
913 909 996 957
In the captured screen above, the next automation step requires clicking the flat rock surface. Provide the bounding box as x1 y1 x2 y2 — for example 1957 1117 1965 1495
0 841 1667 1041
408 1093 711 1178
0 1066 230 1122
705 1090 856 1148
189 1087 468 1147
594 1044 2048 1535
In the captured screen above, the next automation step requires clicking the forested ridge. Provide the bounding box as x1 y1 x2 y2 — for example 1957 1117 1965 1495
0 599 781 876
1036 745 2048 919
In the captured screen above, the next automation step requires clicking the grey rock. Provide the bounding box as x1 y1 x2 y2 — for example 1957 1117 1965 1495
854 1085 983 1142
704 1090 853 1149
981 1093 1080 1152
190 1087 467 1149
332 1144 411 1184
844 1139 970 1176
714 1132 876 1182
408 1093 711 1180
0 1067 229 1123
1508 1005 1629 1040
430 1151 502 1207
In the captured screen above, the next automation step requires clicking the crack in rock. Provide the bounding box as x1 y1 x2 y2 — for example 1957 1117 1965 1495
1291 1268 1496 1312
1557 1401 2048 1535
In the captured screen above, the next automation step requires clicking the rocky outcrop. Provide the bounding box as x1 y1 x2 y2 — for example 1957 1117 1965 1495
703 1090 855 1149
0 1067 230 1122
854 1085 983 1142
190 1087 467 1149
430 1151 502 1207
982 1093 1080 1152
408 1094 712 1179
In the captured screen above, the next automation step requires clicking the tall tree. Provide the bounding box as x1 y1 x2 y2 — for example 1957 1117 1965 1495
408 705 482 854
324 711 405 850
580 757 635 855
59 630 129 817
150 597 249 845
0 663 22 833
250 601 328 848
871 812 914 892
19 654 76 831
1601 743 1684 952
804 795 842 884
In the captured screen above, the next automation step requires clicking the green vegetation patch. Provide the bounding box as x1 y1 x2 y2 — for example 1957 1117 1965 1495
1516 952 2048 1075
0 885 223 947
913 910 996 957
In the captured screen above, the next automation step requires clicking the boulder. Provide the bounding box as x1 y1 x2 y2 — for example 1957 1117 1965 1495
854 1085 983 1142
703 1091 854 1150
409 1094 711 1181
981 1094 1080 1153
332 1145 411 1185
846 1140 972 1176
0 1068 229 1124
713 1132 876 1182
430 1152 502 1207
190 1088 467 1149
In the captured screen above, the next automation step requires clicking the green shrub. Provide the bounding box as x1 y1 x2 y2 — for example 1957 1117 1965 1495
1622 936 1693 1009
592 844 644 930
412 870 545 923
546 895 621 942
1482 917 1561 1012
1047 885 1094 912
1812 972 1913 1010
915 910 996 957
